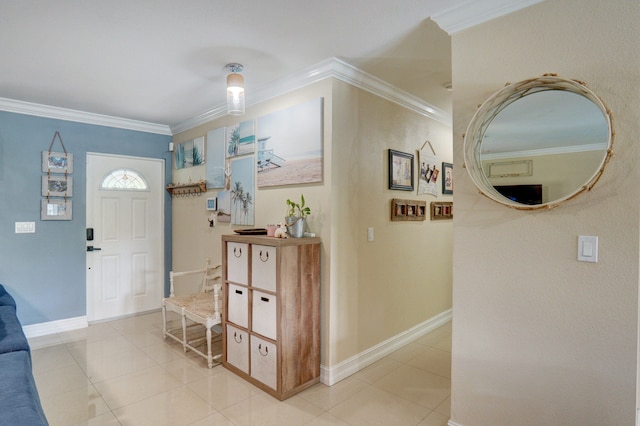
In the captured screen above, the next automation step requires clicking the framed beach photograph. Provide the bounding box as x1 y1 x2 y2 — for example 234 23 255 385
42 151 73 174
256 98 323 187
42 175 73 197
206 127 226 188
442 162 453 195
217 191 231 222
388 149 414 191
230 157 255 225
226 120 255 158
175 136 205 169
41 199 72 221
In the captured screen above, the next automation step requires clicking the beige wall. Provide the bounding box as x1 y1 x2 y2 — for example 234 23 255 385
483 150 605 204
172 78 453 372
451 1 640 425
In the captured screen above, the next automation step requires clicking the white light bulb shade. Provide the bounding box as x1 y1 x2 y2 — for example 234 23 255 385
226 73 245 115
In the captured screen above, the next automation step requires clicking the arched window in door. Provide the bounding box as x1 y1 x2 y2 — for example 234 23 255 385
100 169 149 191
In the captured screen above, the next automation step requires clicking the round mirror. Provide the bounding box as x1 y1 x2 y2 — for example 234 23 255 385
463 75 614 209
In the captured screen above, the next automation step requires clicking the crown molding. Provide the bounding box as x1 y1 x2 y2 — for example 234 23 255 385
0 57 451 136
0 97 172 135
431 0 544 35
171 57 451 134
481 143 608 161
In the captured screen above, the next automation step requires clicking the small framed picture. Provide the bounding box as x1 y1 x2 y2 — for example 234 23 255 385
42 151 73 174
206 197 217 211
41 199 72 221
388 149 414 191
442 162 453 195
430 201 453 220
42 175 73 197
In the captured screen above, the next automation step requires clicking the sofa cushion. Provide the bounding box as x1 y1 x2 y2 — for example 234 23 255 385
0 305 30 354
0 284 17 308
0 350 48 425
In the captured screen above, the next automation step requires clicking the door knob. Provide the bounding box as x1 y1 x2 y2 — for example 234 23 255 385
86 246 102 252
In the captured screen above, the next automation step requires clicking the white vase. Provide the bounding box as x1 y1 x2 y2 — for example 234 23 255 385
285 216 305 238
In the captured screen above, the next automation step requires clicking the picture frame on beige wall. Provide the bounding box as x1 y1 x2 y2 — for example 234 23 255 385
389 149 414 191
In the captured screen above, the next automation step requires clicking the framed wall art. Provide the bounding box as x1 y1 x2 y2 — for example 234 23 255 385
388 149 414 191
42 151 73 174
442 162 453 195
41 199 72 221
391 198 426 221
42 175 73 197
256 97 324 187
430 201 453 220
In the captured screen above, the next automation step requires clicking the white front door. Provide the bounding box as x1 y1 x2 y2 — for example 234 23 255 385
86 153 164 322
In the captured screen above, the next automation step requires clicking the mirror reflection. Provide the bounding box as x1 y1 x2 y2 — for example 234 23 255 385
464 76 613 209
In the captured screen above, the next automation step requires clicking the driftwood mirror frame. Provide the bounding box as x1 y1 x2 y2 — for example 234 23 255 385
463 75 614 210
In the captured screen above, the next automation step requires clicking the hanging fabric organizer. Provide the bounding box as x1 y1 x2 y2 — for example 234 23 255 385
41 131 73 220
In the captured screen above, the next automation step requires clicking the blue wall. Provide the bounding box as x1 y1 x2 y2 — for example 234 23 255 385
0 111 172 325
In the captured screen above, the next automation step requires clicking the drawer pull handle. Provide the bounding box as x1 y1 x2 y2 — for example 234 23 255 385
235 289 243 295
258 344 269 356
259 250 269 262
260 296 269 302
233 247 242 258
234 332 243 343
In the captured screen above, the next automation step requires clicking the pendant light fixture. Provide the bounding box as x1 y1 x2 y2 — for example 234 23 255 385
225 63 245 115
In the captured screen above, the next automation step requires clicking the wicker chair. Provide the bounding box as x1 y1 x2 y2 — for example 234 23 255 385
162 260 223 368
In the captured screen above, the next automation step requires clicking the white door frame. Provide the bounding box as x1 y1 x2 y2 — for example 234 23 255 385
86 152 165 322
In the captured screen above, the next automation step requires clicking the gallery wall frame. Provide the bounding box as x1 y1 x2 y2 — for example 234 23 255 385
41 199 72 221
430 201 453 220
388 149 414 191
42 151 73 174
256 97 324 187
42 175 73 197
391 198 426 221
442 162 453 195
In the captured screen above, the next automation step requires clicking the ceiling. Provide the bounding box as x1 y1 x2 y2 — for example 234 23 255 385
0 0 540 134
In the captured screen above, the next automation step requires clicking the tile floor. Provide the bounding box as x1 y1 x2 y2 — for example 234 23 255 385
28 312 451 426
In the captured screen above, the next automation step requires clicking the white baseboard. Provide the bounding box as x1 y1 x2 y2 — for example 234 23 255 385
22 316 88 338
320 309 452 386
448 421 463 426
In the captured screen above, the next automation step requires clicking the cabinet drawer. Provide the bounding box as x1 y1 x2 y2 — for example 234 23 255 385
250 335 277 390
251 245 276 292
226 325 249 374
227 284 248 328
227 242 248 284
252 290 277 340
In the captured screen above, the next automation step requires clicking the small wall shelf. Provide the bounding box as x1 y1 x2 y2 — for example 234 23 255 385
166 180 207 197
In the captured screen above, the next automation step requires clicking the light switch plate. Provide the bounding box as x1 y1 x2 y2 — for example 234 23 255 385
15 222 35 233
578 235 598 263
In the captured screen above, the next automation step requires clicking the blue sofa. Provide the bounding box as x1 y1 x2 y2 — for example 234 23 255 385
0 284 48 425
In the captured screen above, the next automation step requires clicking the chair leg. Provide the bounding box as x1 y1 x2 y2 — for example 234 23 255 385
161 304 167 339
181 311 188 353
206 326 213 368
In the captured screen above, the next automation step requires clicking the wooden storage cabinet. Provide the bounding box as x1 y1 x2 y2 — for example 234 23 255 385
222 235 321 400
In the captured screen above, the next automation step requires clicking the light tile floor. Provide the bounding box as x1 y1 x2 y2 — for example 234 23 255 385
28 312 451 426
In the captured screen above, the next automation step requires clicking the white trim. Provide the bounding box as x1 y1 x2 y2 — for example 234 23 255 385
319 309 452 386
171 57 451 134
0 97 172 135
431 0 544 35
448 421 463 426
22 316 88 338
481 142 609 161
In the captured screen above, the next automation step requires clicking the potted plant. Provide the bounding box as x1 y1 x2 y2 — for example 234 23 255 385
284 194 311 238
